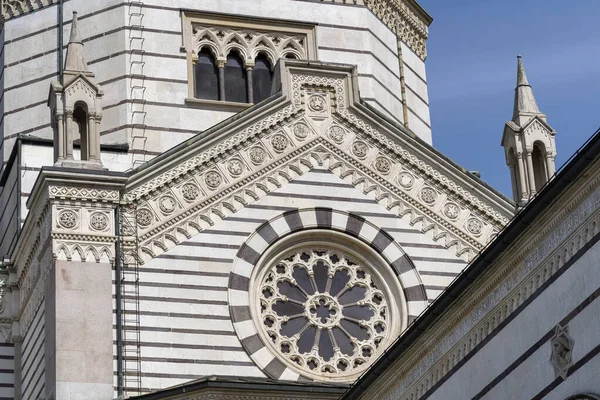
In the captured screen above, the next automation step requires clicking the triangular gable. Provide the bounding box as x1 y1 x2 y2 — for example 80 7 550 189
122 60 514 264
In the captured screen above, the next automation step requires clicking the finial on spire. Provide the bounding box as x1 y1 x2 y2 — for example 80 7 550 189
512 55 540 121
64 11 89 74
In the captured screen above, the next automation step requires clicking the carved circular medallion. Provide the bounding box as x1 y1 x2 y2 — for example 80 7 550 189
374 157 391 174
271 134 289 152
137 209 153 228
89 212 109 231
308 95 326 112
328 126 346 144
443 203 460 220
352 141 369 159
158 196 177 214
58 210 78 229
421 188 438 204
205 171 222 189
182 183 200 202
227 159 244 177
397 172 415 189
293 123 310 140
466 218 483 235
249 147 267 165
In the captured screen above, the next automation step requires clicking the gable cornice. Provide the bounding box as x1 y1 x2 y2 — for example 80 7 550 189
123 61 513 264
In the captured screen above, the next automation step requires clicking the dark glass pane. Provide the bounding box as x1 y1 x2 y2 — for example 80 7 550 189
224 51 247 103
318 330 334 361
330 269 350 296
277 281 306 302
313 261 329 293
280 316 307 337
252 54 273 103
273 300 303 317
341 319 370 341
292 266 315 295
343 305 374 321
314 301 336 323
338 286 367 304
332 327 354 356
297 326 316 353
195 49 219 101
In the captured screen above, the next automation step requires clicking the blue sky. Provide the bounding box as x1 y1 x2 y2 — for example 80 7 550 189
418 0 600 197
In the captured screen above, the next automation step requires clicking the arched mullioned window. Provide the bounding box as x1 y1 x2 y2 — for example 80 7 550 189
195 48 219 101
73 102 89 161
224 51 248 103
252 53 273 104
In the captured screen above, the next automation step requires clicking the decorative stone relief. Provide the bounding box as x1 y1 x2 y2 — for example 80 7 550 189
293 122 310 140
89 212 109 231
191 24 309 63
181 183 200 202
328 126 346 144
550 324 574 379
466 218 483 235
443 203 460 220
258 246 391 379
249 147 267 165
308 95 326 112
158 196 177 215
374 156 392 174
271 134 289 153
420 187 437 204
204 171 222 189
352 141 369 159
58 210 78 229
227 158 245 177
397 172 415 189
137 209 153 228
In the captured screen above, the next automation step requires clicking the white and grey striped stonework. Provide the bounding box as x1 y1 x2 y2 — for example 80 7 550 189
20 300 45 400
133 169 466 391
228 208 428 381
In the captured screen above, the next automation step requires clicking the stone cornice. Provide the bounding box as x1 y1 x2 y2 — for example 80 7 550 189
359 156 600 399
1 0 56 21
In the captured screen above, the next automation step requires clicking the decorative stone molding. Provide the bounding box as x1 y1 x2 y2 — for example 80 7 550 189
1 0 56 20
229 210 419 382
550 324 574 380
363 167 600 400
123 62 512 267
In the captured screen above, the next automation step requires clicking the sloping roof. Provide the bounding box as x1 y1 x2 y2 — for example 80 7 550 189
343 126 600 399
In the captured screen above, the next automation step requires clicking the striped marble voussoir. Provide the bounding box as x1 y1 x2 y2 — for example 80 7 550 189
228 207 428 381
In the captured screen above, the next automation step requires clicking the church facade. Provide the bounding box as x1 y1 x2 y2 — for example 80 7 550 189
0 1 597 400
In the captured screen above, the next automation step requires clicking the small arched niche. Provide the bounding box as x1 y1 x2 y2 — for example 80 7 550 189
73 102 90 161
532 141 548 192
224 50 248 103
507 147 520 201
195 47 219 101
252 53 273 104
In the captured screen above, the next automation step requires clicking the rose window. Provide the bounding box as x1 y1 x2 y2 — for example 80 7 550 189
259 247 390 378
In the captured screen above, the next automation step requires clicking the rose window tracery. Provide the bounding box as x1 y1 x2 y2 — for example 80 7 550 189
259 247 389 378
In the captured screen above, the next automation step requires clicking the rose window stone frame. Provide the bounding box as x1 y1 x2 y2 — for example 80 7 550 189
247 230 407 382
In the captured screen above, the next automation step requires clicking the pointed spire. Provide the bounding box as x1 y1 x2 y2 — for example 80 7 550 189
512 55 540 121
64 12 89 74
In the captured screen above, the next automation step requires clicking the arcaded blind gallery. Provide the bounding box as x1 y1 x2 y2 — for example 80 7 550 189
0 1 598 400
